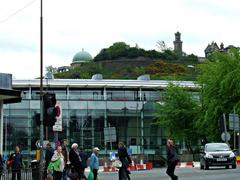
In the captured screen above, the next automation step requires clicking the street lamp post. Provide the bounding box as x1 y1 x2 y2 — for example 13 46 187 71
39 0 44 178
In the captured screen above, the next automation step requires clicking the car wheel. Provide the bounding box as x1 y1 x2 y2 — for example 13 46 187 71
204 162 209 170
232 164 236 169
225 165 229 169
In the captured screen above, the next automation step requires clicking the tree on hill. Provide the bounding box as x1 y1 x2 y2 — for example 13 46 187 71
46 65 57 74
94 42 165 61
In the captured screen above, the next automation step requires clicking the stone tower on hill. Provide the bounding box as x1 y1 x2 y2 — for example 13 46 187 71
173 31 183 55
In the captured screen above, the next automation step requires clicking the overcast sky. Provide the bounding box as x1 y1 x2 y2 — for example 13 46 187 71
0 0 239 79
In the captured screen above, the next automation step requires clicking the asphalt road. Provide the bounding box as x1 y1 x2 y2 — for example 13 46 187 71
93 167 240 180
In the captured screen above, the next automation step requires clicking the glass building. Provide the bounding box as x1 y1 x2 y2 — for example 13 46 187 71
3 78 197 165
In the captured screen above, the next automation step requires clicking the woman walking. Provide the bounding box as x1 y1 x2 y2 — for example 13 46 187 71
118 142 132 180
166 139 178 180
50 146 65 180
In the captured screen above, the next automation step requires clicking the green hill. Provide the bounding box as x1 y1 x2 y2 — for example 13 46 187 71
55 42 199 80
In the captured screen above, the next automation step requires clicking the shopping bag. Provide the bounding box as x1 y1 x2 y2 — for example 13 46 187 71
112 160 122 169
88 171 94 180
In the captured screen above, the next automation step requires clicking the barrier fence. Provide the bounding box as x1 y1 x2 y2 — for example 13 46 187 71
0 168 44 180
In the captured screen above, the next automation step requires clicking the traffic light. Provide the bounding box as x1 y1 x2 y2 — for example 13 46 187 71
33 112 40 126
43 93 58 127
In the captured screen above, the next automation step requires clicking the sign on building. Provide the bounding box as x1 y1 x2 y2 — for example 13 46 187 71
104 127 116 142
53 102 63 132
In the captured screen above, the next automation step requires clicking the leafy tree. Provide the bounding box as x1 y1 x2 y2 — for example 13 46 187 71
156 40 172 52
161 49 179 60
155 84 200 157
46 65 57 74
179 54 198 63
197 49 240 141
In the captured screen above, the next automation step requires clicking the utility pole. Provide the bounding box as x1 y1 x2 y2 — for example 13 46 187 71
39 0 44 179
223 113 227 143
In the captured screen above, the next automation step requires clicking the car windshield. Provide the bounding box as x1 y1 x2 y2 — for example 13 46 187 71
206 144 230 152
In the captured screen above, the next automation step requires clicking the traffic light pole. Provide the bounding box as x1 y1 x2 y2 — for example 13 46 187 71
39 0 44 179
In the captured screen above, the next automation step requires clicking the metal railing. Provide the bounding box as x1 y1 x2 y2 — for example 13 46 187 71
1 168 44 180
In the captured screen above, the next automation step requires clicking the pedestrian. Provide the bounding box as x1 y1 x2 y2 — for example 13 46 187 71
0 154 3 180
90 147 100 180
118 142 132 180
61 144 68 180
50 146 65 180
69 143 82 179
79 147 88 180
166 139 179 180
45 142 54 179
8 145 23 180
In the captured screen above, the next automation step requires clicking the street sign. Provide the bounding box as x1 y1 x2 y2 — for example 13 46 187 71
110 152 117 161
53 102 62 132
221 132 230 142
229 113 239 131
104 127 116 142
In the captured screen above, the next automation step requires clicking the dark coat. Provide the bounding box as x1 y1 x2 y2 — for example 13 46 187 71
118 147 132 168
9 152 22 170
69 149 81 169
0 155 3 174
45 147 54 165
167 145 178 163
79 151 88 168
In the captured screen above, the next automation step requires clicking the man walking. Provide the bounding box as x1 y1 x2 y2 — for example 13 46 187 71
79 147 88 180
45 143 54 178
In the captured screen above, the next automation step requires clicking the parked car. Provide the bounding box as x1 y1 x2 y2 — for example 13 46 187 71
200 143 236 170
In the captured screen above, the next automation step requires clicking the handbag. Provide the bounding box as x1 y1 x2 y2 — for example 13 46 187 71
67 169 79 180
45 173 53 180
7 159 14 168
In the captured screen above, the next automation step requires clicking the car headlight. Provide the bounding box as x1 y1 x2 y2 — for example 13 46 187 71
230 152 235 158
205 153 213 158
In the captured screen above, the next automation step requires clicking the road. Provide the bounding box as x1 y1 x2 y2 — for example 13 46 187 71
93 167 240 180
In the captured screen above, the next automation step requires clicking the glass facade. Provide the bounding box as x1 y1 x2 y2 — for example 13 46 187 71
2 80 199 165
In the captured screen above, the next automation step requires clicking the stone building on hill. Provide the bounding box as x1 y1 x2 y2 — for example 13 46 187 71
204 41 237 58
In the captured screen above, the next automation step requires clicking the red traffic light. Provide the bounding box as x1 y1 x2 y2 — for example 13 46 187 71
55 105 61 117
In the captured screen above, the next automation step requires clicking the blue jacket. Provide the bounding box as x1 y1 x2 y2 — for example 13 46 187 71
90 152 99 170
